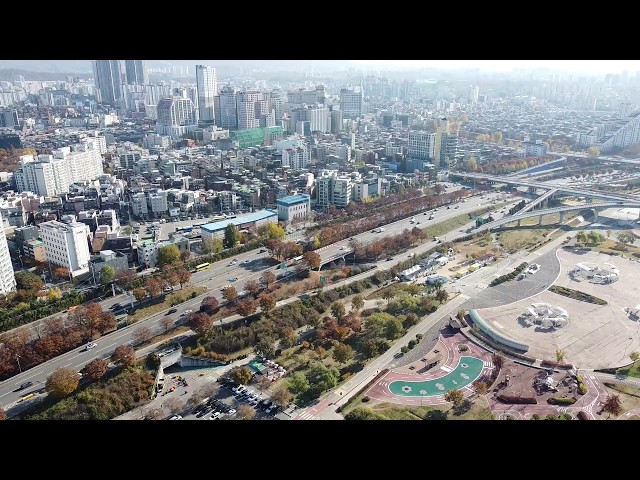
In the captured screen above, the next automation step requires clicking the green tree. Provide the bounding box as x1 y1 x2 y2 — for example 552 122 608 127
587 146 601 157
630 351 640 362
287 371 310 395
202 238 224 254
231 367 253 385
279 327 298 348
45 368 80 399
224 223 241 248
444 389 464 407
555 348 565 362
265 222 286 240
494 131 503 144
345 407 386 420
100 265 116 285
435 289 449 303
254 337 276 358
332 343 354 364
157 245 181 268
331 301 346 321
305 362 340 397
561 145 570 153
465 156 477 171
14 271 44 295
384 317 404 340
351 294 364 312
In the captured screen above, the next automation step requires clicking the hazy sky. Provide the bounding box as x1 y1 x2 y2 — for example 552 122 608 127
352 60 640 75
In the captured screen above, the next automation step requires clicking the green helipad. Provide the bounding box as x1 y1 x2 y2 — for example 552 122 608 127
389 356 485 397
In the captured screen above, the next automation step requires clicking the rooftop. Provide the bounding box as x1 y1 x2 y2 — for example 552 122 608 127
201 209 278 232
276 194 310 206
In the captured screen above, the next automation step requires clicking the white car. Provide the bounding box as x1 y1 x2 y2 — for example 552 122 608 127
85 342 97 351
208 412 221 420
169 415 182 420
181 309 193 316
528 264 540 274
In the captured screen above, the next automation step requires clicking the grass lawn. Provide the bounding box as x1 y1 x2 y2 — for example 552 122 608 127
496 229 548 253
602 382 640 416
343 397 494 420
615 360 640 378
591 239 640 258
127 286 207 323
423 204 508 239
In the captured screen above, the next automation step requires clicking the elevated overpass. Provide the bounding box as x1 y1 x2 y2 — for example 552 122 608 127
450 171 633 202
473 201 640 233
548 151 640 166
519 188 558 214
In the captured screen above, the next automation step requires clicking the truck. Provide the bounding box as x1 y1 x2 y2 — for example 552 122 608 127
375 227 385 233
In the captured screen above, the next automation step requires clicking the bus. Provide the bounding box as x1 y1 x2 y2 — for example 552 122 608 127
194 262 211 272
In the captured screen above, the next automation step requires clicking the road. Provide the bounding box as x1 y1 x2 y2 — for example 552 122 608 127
319 191 518 264
0 190 520 410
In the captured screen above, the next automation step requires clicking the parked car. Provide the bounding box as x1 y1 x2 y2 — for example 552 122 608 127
169 415 182 420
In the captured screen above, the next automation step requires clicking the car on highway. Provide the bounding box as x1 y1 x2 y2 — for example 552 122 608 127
166 308 178 315
228 277 238 282
259 248 267 253
386 257 393 261
181 309 193 316
85 342 97 351
169 415 183 420
16 381 33 391
243 259 250 264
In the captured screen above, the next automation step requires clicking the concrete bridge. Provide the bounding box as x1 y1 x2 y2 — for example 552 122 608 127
518 188 558 214
473 201 640 233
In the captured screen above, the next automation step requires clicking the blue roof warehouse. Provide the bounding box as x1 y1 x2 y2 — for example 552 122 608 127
200 209 278 241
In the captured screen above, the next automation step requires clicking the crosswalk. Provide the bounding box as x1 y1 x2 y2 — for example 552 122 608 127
483 361 493 368
294 411 318 420
441 366 453 373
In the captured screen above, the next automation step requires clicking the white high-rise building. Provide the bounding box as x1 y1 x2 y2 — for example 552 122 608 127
131 192 148 217
195 65 217 124
156 96 197 138
282 146 309 170
408 131 437 160
148 190 168 215
14 140 104 196
39 221 91 277
0 211 16 294
236 90 266 130
339 86 364 119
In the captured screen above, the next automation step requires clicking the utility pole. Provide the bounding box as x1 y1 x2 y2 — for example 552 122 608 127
16 354 22 373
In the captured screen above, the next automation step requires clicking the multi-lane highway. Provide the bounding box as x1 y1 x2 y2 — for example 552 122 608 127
0 189 517 410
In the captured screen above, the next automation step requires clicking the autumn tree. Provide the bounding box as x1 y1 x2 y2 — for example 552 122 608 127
164 397 184 415
236 298 257 317
97 311 117 335
158 245 181 268
435 289 449 303
222 286 238 302
332 343 354 364
465 156 477 171
114 269 137 289
53 266 71 280
14 271 44 297
261 271 277 288
258 294 276 313
68 303 103 341
132 287 147 302
492 353 505 370
175 268 192 289
81 358 108 381
160 316 174 333
271 384 293 407
472 380 489 396
144 277 163 298
231 366 254 385
303 251 322 270
351 294 364 312
587 146 601 157
180 250 191 262
45 367 80 399
0 408 6 420
279 327 298 348
133 326 153 345
444 389 464 407
235 404 256 420
244 279 261 297
200 296 219 315
602 394 623 418
187 312 214 335
555 348 565 362
331 302 346 321
100 265 116 285
110 345 136 368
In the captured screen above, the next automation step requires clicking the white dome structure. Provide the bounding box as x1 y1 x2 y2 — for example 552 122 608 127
521 303 569 330
569 262 619 284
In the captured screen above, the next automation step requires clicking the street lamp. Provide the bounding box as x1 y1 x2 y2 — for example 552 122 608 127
16 354 22 373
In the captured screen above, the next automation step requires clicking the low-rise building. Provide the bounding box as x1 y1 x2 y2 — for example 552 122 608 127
276 194 311 222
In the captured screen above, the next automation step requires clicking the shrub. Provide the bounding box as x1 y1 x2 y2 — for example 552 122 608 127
407 340 416 349
400 346 409 354
415 333 423 340
578 383 587 395
497 394 536 404
547 397 577 405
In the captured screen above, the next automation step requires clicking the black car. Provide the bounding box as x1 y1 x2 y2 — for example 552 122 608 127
386 257 393 261
17 381 33 391
166 308 177 315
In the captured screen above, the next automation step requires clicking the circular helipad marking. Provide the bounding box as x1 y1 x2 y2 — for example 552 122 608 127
402 386 412 393
461 363 469 369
